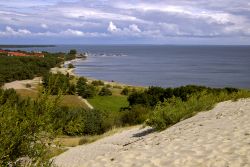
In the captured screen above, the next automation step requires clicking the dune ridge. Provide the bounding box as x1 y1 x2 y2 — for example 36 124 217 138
54 99 250 167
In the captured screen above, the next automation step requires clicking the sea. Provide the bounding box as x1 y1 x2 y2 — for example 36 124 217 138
6 45 250 88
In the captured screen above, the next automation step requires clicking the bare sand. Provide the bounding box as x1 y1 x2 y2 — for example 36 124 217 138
3 77 42 90
50 67 75 76
54 98 250 167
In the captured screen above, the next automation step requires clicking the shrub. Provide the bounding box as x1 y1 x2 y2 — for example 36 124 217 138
26 83 32 88
68 63 75 69
42 73 73 95
146 90 250 130
121 105 150 125
77 84 97 98
91 80 104 86
99 87 112 96
121 87 129 95
0 89 61 166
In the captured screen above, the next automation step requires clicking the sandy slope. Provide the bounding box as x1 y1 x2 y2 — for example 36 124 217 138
3 77 41 90
54 99 250 167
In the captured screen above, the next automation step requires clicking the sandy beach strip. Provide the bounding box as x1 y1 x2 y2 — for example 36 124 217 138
54 98 250 167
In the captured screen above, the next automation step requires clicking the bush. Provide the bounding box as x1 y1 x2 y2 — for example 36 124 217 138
68 63 75 69
120 105 150 125
26 83 32 88
91 80 104 86
121 87 129 95
128 85 240 107
0 89 61 166
146 90 250 130
99 87 112 96
77 84 97 98
42 73 74 95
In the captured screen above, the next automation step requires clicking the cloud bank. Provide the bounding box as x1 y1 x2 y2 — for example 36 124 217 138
0 0 250 44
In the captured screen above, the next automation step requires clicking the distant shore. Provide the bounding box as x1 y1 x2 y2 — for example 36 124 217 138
0 45 56 48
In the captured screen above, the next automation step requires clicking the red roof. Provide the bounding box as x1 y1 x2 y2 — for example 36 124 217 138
8 52 29 57
0 50 8 53
7 51 44 57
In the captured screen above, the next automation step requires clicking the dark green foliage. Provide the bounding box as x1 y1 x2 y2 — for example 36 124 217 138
43 73 75 95
146 90 250 130
69 49 77 55
99 87 112 96
120 105 150 125
51 107 117 136
77 77 96 98
121 87 129 95
128 85 239 107
26 83 32 88
91 80 104 86
68 63 75 69
0 54 62 84
65 50 77 61
0 89 60 166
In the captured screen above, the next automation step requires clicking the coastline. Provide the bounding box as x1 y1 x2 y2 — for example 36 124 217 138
57 57 145 89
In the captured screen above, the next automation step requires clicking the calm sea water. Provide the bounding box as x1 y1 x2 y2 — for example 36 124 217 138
8 45 250 88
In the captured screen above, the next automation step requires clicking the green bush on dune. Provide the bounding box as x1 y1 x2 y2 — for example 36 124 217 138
146 90 250 130
0 89 61 166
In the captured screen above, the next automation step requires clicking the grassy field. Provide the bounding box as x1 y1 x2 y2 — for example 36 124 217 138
15 89 89 109
88 95 129 112
60 95 89 109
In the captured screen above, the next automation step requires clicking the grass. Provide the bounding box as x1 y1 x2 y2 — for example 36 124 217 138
87 95 129 112
60 95 89 109
54 125 139 148
16 89 89 109
16 89 38 99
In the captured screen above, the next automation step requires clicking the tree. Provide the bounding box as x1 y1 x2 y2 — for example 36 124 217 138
121 87 129 95
77 77 96 98
99 87 112 96
68 63 75 69
69 49 77 55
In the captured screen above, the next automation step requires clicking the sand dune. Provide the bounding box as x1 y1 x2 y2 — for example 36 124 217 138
3 77 41 90
54 99 250 167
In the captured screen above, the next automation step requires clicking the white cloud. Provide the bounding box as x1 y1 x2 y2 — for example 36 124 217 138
41 23 48 29
0 26 31 36
0 26 108 38
107 22 120 33
129 24 141 33
62 29 84 36
1 0 250 43
107 22 144 36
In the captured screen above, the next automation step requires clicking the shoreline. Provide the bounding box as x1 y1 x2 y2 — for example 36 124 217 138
59 58 145 89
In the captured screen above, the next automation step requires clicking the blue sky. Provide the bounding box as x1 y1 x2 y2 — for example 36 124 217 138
0 0 250 44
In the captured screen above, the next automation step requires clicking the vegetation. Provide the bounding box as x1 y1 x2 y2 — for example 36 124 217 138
0 89 60 166
1 49 250 166
88 95 128 112
121 87 129 95
146 90 250 130
99 87 112 96
42 73 76 95
0 51 75 86
76 77 97 98
91 80 104 86
68 63 75 69
128 85 239 107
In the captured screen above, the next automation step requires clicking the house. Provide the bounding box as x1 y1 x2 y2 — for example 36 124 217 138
8 52 29 57
0 50 8 54
7 51 44 58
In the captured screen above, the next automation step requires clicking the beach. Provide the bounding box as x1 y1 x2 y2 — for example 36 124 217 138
54 98 250 167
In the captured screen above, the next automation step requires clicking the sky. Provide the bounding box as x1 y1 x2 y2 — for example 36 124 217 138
0 0 250 45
